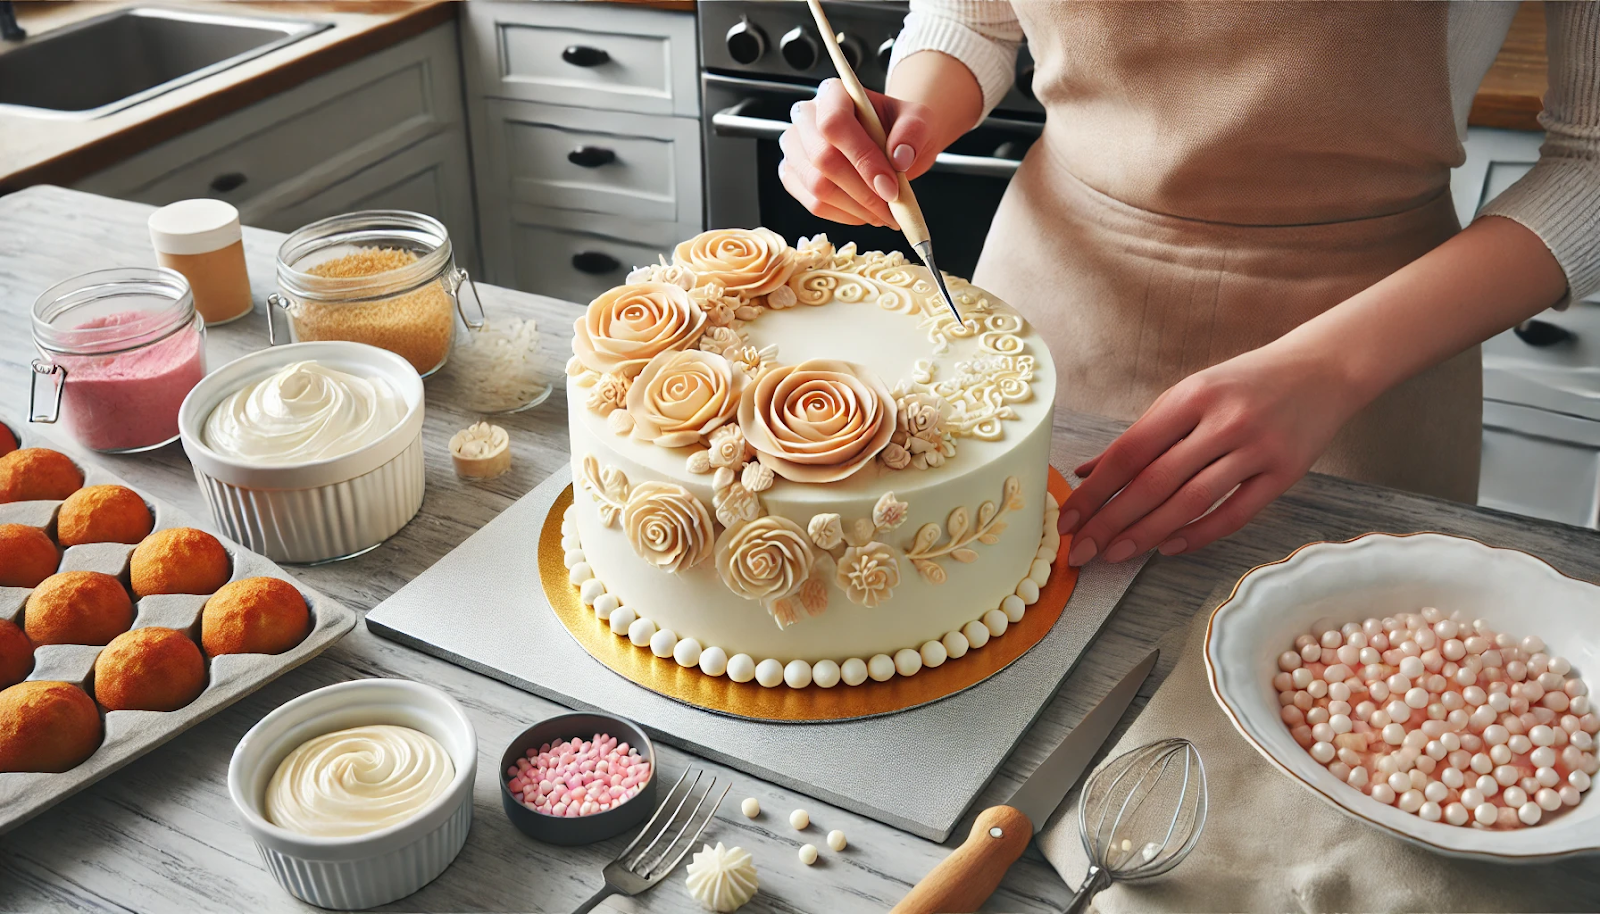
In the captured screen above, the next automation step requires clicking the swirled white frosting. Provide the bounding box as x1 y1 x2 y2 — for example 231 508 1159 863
685 842 758 912
264 725 453 838
204 360 405 465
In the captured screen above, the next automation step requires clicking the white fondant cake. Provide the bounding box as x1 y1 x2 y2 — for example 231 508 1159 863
562 229 1058 688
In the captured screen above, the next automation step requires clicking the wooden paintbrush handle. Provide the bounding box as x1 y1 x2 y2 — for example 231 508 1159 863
803 0 930 246
888 806 1033 914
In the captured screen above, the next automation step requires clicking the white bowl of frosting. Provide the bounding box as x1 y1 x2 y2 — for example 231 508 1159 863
179 341 426 563
228 678 477 910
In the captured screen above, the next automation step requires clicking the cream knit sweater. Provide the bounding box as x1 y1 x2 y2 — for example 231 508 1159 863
889 1 1600 303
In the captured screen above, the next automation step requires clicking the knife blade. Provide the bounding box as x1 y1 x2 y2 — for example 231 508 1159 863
888 649 1160 914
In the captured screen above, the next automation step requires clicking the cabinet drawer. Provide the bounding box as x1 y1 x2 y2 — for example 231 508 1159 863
464 2 697 116
76 25 462 212
511 223 683 306
484 100 700 222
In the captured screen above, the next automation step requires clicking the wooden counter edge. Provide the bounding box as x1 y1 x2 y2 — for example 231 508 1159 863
0 1 457 194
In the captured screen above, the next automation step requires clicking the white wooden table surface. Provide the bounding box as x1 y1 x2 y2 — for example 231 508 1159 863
3 186 1598 913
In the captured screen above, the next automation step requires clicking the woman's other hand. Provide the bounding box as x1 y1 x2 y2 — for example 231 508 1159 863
778 78 938 227
1058 344 1365 565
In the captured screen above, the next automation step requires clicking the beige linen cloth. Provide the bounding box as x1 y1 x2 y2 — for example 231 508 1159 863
1037 587 1600 912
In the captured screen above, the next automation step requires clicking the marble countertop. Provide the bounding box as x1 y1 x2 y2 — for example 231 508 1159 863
3 185 1599 912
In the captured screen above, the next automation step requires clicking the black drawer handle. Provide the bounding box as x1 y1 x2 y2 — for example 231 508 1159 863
572 251 621 274
1514 319 1576 347
567 145 617 168
209 171 247 193
562 45 610 67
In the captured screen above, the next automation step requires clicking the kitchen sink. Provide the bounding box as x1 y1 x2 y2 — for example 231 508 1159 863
0 7 330 119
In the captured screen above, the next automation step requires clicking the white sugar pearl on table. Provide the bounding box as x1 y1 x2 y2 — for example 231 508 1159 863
741 797 760 818
827 829 847 851
790 809 809 830
798 844 818 866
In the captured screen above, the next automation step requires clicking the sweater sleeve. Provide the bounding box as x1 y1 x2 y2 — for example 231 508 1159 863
886 0 1024 123
1478 1 1600 306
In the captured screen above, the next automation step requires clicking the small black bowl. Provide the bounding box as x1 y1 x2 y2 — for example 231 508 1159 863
499 711 657 846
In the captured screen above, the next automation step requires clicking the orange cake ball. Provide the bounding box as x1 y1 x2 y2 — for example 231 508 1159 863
24 571 134 646
94 627 206 712
0 681 102 773
0 620 32 690
0 523 60 588
57 485 154 547
0 448 84 504
130 527 230 597
202 577 310 656
0 424 15 457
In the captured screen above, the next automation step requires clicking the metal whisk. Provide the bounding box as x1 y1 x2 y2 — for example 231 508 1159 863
1063 738 1207 914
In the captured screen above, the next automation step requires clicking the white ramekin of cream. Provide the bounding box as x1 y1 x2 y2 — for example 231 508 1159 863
228 679 477 910
179 341 425 564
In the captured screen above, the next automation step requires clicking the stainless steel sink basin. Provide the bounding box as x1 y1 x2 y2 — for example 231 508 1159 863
0 7 331 119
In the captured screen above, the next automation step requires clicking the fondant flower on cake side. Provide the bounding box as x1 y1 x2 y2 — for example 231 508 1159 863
572 282 705 378
622 481 714 574
836 541 900 608
715 516 815 626
625 350 746 448
586 372 631 416
673 228 797 300
738 359 896 483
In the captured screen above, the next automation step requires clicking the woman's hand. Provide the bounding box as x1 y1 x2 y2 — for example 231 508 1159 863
778 78 939 227
1058 343 1365 565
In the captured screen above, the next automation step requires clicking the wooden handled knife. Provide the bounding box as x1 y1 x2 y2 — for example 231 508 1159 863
889 650 1160 914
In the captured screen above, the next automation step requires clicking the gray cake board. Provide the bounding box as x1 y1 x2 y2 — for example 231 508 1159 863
367 468 1147 841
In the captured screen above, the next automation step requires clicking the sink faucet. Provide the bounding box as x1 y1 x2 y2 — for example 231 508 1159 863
0 2 25 41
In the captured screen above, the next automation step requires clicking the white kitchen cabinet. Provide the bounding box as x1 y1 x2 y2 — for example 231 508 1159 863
1456 125 1600 528
462 1 703 292
462 0 698 117
75 24 478 271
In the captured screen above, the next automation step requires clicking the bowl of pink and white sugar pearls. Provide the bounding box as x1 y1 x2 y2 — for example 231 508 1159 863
1206 532 1600 862
499 711 656 846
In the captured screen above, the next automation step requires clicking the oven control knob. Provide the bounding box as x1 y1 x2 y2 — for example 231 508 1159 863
877 37 895 71
726 19 766 65
780 26 818 71
835 32 863 70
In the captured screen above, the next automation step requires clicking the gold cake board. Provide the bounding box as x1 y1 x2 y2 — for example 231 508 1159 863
541 468 1078 722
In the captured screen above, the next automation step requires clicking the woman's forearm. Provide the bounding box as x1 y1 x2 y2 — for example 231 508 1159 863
885 50 985 161
1274 215 1570 414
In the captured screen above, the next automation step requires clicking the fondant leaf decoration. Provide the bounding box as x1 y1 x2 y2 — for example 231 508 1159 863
578 454 630 528
946 507 970 542
903 476 1022 584
912 558 946 585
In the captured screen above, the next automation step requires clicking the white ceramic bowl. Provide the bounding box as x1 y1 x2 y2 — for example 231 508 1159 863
228 679 477 909
1206 532 1600 862
178 341 425 563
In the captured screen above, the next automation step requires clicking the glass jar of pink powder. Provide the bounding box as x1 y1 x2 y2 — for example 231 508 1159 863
30 267 207 453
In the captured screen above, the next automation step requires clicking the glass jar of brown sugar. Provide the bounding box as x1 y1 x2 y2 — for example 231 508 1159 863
267 211 484 376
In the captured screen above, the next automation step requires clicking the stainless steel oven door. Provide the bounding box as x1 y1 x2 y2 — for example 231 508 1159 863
702 73 1040 278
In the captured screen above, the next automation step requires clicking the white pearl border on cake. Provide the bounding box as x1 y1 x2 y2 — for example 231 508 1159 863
559 496 1063 689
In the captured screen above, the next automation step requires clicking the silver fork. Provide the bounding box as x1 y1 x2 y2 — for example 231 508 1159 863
569 768 731 914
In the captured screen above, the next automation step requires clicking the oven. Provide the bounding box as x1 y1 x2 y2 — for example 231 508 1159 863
698 1 1043 278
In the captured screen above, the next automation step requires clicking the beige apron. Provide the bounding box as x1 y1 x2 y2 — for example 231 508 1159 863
974 1 1481 501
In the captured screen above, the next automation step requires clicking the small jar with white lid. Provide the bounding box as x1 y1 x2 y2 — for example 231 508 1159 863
149 198 253 325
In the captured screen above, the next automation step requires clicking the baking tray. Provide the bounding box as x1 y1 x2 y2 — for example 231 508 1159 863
367 464 1150 841
0 415 357 834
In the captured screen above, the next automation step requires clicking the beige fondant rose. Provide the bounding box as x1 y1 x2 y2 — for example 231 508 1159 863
715 515 814 604
622 481 714 574
572 282 706 377
673 228 797 299
586 372 631 416
836 541 900 608
625 350 746 448
738 359 897 483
